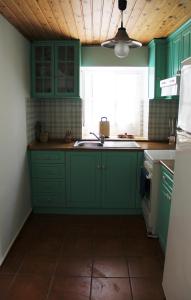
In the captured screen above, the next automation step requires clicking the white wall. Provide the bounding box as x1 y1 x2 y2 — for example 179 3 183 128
0 16 31 264
81 45 148 66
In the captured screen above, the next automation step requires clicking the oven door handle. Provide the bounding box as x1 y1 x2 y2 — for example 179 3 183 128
146 173 152 179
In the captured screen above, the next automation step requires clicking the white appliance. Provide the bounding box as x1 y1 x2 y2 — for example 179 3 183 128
142 150 175 237
163 57 191 299
160 73 180 96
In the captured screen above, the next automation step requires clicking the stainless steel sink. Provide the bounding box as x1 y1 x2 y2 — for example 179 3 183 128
74 140 140 148
74 140 103 147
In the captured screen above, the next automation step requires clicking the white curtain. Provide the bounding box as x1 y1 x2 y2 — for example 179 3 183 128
81 67 148 137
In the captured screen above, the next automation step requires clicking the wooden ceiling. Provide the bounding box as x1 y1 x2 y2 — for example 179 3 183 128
0 0 191 45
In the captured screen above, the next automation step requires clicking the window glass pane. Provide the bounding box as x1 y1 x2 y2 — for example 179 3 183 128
57 63 67 76
58 46 65 61
35 47 43 60
44 79 52 93
36 79 43 93
67 46 74 60
67 63 74 76
36 63 51 76
44 47 51 61
57 78 66 93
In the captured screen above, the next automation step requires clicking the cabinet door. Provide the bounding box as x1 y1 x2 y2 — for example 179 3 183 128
66 151 101 208
31 43 54 97
157 186 171 252
172 34 182 75
181 26 191 61
55 41 80 97
102 151 137 208
166 40 173 78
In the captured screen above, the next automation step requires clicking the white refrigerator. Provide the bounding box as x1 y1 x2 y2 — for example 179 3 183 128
163 57 191 299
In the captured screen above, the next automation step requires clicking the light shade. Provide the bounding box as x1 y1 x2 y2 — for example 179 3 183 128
101 27 142 59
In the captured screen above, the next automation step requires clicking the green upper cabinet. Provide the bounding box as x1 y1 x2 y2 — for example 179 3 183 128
31 40 80 99
166 19 191 77
102 151 137 208
181 24 191 61
172 34 182 76
148 39 167 99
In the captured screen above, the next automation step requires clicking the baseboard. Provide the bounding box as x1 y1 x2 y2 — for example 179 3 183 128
0 208 32 266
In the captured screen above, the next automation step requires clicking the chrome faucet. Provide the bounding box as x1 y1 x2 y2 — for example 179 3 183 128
90 132 105 145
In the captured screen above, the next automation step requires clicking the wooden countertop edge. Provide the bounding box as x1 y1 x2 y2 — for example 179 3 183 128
27 140 176 151
160 160 175 174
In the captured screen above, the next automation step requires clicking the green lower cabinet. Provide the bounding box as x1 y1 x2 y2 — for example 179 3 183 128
102 152 137 208
29 150 143 214
157 166 173 253
66 151 101 208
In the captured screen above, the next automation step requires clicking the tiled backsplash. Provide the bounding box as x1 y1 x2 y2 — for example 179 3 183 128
26 98 82 143
148 99 178 141
26 97 178 144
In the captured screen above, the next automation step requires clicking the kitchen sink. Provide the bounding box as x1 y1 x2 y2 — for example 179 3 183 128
74 140 140 148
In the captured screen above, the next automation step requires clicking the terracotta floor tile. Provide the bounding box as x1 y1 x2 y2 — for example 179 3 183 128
131 278 165 300
56 256 92 276
93 238 125 257
124 238 161 256
0 256 24 274
6 274 50 300
91 278 132 300
128 256 163 278
93 257 129 277
48 276 91 300
61 237 93 256
19 255 57 276
0 274 14 299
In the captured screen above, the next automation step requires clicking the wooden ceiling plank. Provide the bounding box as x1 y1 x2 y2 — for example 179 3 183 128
1 0 38 38
154 1 191 38
71 0 86 43
59 0 79 40
92 0 104 44
135 0 180 41
47 0 71 39
99 0 116 43
125 0 147 34
24 0 55 38
36 0 62 38
81 0 92 44
0 0 31 39
12 0 48 38
106 0 120 41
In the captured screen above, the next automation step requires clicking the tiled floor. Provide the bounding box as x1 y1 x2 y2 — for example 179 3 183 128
0 214 165 300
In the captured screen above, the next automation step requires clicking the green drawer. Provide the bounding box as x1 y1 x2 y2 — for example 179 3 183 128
32 193 65 207
31 151 65 164
161 166 173 192
32 179 65 194
31 164 65 178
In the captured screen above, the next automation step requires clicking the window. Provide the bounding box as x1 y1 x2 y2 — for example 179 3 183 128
81 67 148 138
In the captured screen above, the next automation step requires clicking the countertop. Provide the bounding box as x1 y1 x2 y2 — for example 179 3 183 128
160 159 175 174
28 140 176 151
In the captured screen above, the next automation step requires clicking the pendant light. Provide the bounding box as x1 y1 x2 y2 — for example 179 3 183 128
101 0 142 58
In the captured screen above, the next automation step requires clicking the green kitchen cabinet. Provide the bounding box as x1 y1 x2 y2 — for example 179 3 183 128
148 39 167 99
172 34 182 76
66 151 101 208
31 40 80 99
181 25 191 61
29 150 142 213
66 151 141 210
102 152 137 208
29 151 66 209
157 165 173 253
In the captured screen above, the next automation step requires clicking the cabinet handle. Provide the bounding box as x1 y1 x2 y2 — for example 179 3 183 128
162 175 166 181
102 165 106 170
97 165 101 169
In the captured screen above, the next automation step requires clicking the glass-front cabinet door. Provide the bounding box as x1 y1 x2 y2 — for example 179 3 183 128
31 40 80 99
55 41 80 97
32 42 54 97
